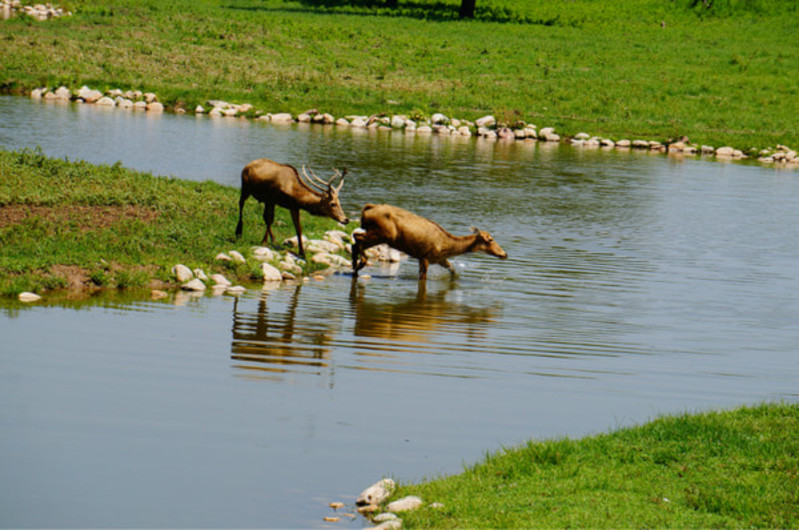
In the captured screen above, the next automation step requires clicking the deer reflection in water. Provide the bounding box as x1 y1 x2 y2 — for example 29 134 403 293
229 278 503 380
230 283 339 380
349 278 501 347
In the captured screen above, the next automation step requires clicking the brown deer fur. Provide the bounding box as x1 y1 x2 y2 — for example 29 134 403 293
352 203 508 280
235 158 348 258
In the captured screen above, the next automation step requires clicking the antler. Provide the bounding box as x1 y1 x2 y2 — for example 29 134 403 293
334 167 347 191
302 164 347 192
300 165 328 192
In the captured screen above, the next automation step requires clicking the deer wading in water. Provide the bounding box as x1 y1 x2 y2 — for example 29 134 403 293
235 159 349 258
351 203 508 280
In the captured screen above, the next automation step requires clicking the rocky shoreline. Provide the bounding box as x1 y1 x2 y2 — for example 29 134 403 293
27 85 799 169
0 0 70 20
17 230 399 303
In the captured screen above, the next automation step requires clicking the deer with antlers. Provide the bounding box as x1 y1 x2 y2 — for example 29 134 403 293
352 203 508 280
235 159 349 258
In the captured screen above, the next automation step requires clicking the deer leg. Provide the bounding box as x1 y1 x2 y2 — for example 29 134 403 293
418 259 429 281
235 189 250 238
351 237 363 274
261 201 275 246
441 258 456 277
351 232 383 274
290 208 305 258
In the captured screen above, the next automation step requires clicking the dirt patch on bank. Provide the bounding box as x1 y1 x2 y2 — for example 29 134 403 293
0 204 159 229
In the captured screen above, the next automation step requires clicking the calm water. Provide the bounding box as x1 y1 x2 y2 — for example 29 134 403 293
1 96 798 527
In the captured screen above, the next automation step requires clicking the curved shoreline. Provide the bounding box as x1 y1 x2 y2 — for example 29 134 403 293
24 85 799 170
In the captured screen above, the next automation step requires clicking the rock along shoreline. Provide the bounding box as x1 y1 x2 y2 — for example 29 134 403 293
17 230 401 303
27 84 799 170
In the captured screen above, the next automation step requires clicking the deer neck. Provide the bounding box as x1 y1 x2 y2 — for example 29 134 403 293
295 188 326 214
444 233 479 258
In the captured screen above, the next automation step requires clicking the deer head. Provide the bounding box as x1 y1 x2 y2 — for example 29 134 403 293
301 165 349 224
471 227 508 259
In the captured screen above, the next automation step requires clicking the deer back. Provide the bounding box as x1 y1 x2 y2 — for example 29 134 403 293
361 204 459 259
242 159 318 203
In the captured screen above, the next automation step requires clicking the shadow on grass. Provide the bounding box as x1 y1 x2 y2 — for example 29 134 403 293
225 0 563 25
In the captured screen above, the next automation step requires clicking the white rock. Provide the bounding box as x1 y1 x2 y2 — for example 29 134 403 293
262 263 283 282
143 92 157 103
181 278 206 291
390 115 406 128
283 235 309 249
215 252 232 262
715 146 735 157
575 132 590 140
375 519 402 530
373 244 402 262
312 252 350 268
210 274 231 287
497 127 514 139
53 86 71 100
225 285 246 295
416 125 432 134
616 139 631 148
278 260 303 274
193 269 208 281
228 250 246 263
475 115 496 128
335 118 350 126
172 264 194 282
386 496 423 512
457 125 472 137
211 284 228 295
431 112 448 124
350 117 367 127
146 101 164 112
373 513 399 523
30 88 45 99
18 291 42 302
325 229 351 245
306 239 340 254
252 246 277 261
77 86 103 103
95 96 116 106
356 478 395 506
297 113 311 123
539 127 560 141
271 112 294 123
195 105 205 113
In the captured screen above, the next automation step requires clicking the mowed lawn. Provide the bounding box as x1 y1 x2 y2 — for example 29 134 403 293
1 0 797 150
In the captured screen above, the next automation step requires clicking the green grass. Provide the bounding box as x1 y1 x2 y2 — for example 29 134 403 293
0 148 349 297
386 402 799 528
1 0 797 150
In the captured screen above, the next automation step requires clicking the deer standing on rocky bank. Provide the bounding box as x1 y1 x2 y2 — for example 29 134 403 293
351 203 508 280
235 159 349 258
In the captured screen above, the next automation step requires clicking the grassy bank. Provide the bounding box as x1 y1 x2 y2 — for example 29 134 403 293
0 148 347 297
1 0 797 151
380 402 798 528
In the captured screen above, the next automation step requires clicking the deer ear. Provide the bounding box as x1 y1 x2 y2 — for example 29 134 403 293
470 226 479 234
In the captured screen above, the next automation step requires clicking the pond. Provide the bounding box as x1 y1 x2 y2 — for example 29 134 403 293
1 96 798 527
